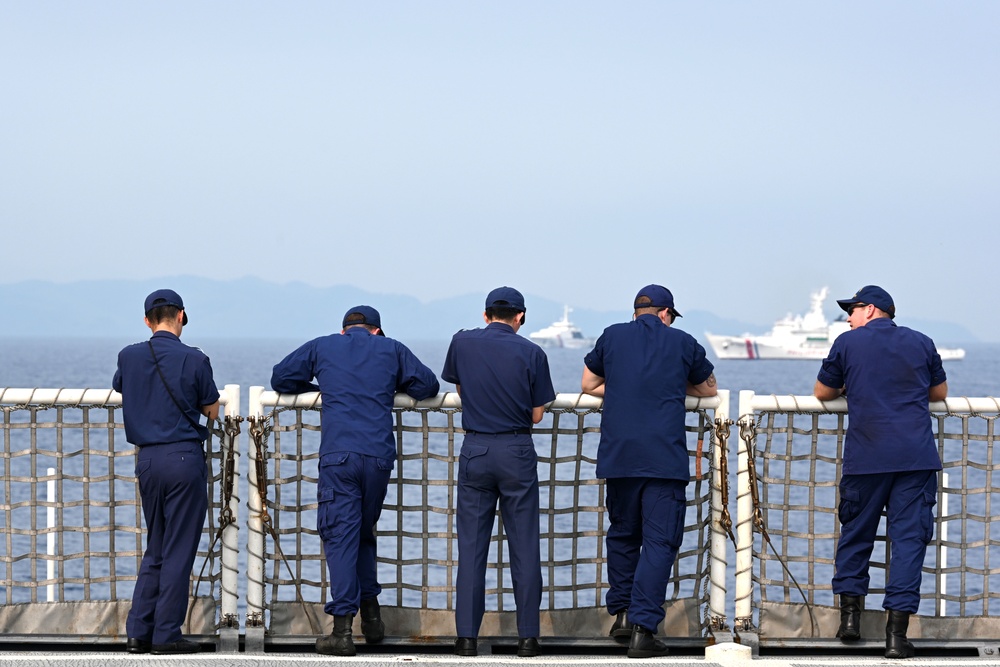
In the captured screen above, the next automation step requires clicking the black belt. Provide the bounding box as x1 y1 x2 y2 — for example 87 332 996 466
464 429 532 436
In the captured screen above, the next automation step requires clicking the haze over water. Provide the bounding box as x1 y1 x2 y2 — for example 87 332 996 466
2 337 998 402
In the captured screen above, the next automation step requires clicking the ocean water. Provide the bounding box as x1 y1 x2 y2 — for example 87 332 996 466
3 336 998 401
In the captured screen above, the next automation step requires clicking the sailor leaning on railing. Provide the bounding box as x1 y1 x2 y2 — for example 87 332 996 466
813 284 948 660
581 284 717 659
269 302 440 657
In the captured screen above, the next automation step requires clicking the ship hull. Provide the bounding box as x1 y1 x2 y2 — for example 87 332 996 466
704 287 964 361
706 333 965 361
528 335 594 349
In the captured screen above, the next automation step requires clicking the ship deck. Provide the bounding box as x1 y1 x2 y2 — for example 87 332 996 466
0 645 994 667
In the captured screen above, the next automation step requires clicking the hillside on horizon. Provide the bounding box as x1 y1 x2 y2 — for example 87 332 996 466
0 277 980 347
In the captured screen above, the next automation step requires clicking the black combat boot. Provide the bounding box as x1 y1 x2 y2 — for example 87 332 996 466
454 637 477 656
837 594 863 642
609 610 634 644
517 637 541 657
360 597 385 644
316 614 356 656
885 609 915 659
627 625 668 659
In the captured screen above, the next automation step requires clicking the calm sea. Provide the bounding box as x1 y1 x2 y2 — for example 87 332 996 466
3 336 998 400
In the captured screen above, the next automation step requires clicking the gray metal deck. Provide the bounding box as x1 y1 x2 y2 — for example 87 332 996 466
0 639 995 667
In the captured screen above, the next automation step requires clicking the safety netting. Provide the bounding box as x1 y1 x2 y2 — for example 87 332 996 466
739 395 1000 642
0 388 233 637
247 392 720 639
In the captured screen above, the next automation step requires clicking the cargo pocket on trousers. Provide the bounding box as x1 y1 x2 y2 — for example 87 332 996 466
665 487 687 548
838 485 862 525
645 485 687 549
317 453 351 538
920 490 937 544
317 452 351 503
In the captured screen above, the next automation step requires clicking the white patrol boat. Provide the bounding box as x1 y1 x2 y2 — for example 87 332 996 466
705 287 966 361
528 305 596 349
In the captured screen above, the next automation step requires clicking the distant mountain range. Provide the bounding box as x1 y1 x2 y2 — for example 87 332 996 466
0 277 980 347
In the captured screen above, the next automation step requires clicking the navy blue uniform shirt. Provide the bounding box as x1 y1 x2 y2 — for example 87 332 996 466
441 322 556 433
113 331 219 446
584 314 714 481
817 317 945 475
270 327 440 460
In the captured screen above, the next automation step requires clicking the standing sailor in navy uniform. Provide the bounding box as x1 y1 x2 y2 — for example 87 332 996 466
442 286 555 658
581 285 716 658
271 305 439 656
113 289 220 655
815 285 947 659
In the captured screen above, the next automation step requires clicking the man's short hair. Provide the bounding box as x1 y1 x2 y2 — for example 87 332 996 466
486 306 524 324
633 295 666 316
634 295 676 322
341 305 385 335
344 312 379 333
147 304 183 325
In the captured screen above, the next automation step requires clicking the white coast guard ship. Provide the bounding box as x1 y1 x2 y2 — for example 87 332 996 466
528 305 596 349
705 287 966 361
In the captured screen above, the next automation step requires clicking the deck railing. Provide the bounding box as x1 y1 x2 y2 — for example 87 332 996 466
0 386 241 647
5 384 1000 654
0 385 728 652
734 391 1000 650
244 387 729 651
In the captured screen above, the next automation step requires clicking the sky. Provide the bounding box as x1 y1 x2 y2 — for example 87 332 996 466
2 2 998 339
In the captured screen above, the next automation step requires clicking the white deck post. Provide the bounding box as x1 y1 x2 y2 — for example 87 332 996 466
218 384 241 652
245 385 267 653
734 390 756 635
709 390 731 633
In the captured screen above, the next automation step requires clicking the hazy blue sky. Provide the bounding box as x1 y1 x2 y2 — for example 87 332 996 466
2 3 997 338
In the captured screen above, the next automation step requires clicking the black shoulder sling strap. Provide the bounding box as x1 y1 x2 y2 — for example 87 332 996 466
147 339 206 434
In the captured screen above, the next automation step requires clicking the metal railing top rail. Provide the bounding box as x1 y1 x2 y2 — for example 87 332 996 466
0 387 235 408
0 388 123 406
251 388 723 412
744 392 1000 415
